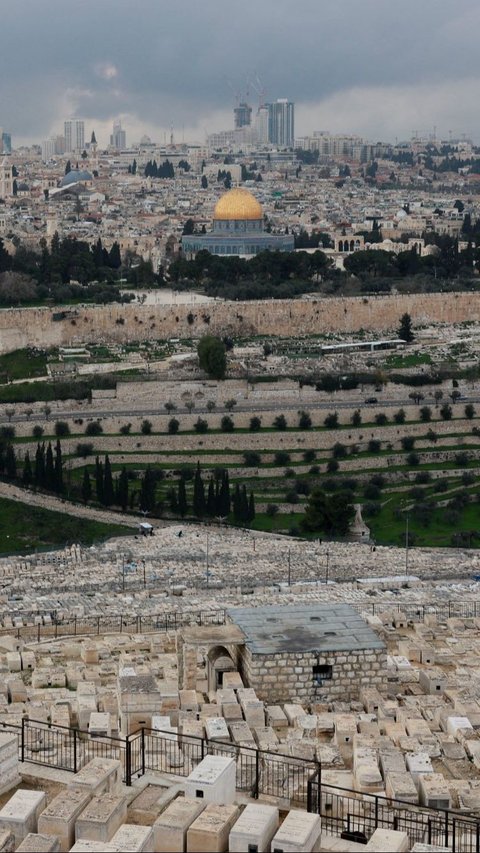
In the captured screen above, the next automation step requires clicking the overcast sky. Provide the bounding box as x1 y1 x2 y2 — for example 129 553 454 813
2 0 480 147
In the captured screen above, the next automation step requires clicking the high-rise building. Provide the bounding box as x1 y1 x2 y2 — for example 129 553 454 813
64 119 85 152
267 99 295 147
254 106 269 144
41 138 56 161
234 102 252 130
1 133 11 154
110 120 126 150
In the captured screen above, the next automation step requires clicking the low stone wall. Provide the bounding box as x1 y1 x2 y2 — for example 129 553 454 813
238 645 387 704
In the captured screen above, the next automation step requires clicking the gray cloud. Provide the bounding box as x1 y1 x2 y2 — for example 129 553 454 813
1 0 480 144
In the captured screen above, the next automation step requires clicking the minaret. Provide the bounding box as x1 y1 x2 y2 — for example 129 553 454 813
90 130 98 173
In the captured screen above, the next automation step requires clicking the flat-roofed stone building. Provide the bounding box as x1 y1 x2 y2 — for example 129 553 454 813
227 603 386 704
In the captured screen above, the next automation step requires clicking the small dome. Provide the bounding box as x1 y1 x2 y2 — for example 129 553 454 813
59 169 93 187
214 187 262 221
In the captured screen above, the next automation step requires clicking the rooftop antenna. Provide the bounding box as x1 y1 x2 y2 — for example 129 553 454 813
170 125 174 146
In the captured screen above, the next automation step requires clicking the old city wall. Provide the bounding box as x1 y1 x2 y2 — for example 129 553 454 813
0 291 479 354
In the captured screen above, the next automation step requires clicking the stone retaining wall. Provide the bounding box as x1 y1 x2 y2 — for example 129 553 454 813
1 291 479 354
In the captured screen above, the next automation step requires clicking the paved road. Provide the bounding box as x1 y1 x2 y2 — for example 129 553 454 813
6 394 480 423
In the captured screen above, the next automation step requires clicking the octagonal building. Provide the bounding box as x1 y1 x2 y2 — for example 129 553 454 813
181 187 294 258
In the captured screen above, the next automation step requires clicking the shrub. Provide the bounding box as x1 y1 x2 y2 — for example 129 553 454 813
455 451 470 466
324 412 339 429
284 468 295 478
326 459 339 473
323 478 337 491
401 436 415 451
375 413 388 425
426 429 438 443
221 415 234 432
368 439 381 453
249 416 262 432
85 421 103 436
55 420 70 437
364 483 381 500
285 489 299 503
370 474 385 488
303 449 316 463
440 403 452 420
168 418 179 434
224 399 237 412
434 478 449 492
266 503 279 517
32 425 44 438
295 480 310 495
76 442 94 458
0 425 15 439
351 409 362 427
164 401 176 413
120 423 131 435
274 450 291 466
343 477 358 491
406 451 420 466
194 417 208 433
243 450 261 466
419 406 432 422
273 414 287 430
393 409 406 424
461 471 475 486
141 419 152 435
206 400 216 412
309 465 320 475
465 403 476 419
410 486 425 501
415 471 431 484
298 410 312 429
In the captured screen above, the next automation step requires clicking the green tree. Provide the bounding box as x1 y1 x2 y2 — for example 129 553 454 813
440 403 453 420
301 488 354 536
465 403 476 419
351 409 362 427
178 478 188 517
249 416 262 432
116 466 129 511
168 417 179 434
201 174 208 189
273 414 287 430
324 412 339 429
197 335 227 380
420 406 432 422
22 451 33 487
139 466 156 513
81 467 92 504
393 409 406 424
55 421 70 437
54 438 64 493
398 313 414 342
193 462 206 517
95 456 104 504
34 443 45 487
141 419 152 435
45 442 55 490
103 455 114 506
221 415 234 432
5 444 16 480
298 410 312 429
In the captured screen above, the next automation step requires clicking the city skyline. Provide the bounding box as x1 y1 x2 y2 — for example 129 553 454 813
1 0 480 147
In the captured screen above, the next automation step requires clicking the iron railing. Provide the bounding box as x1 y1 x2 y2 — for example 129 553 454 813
307 776 480 853
4 719 480 851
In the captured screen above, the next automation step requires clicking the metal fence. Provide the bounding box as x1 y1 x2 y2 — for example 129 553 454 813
0 608 227 642
5 719 480 851
4 600 480 642
307 777 480 853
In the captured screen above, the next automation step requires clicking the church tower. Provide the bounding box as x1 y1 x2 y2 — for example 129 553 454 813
90 131 98 174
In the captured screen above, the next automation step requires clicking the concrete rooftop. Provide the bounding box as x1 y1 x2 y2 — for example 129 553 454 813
227 603 386 655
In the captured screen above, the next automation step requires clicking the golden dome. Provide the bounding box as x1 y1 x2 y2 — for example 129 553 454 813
213 187 263 221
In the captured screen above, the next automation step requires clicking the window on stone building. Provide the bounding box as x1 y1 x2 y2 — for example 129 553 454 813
313 664 332 684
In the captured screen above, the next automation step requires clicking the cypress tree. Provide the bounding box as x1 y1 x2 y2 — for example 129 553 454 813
117 466 129 511
193 462 206 518
103 454 114 506
45 442 55 490
140 466 156 512
233 483 241 521
35 442 45 487
5 445 16 480
22 451 33 487
248 491 256 523
81 467 92 504
54 439 63 493
207 477 216 516
241 485 249 523
178 478 188 517
95 456 104 504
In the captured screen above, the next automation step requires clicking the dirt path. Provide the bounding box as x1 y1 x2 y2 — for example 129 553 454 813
0 481 138 527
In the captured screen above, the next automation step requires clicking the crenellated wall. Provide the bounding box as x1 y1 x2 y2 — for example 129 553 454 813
0 291 478 354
